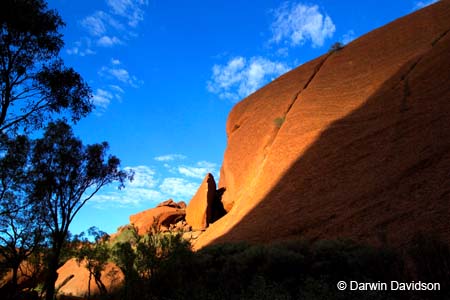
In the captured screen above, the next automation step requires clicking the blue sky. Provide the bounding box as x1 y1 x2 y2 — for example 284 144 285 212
46 0 438 235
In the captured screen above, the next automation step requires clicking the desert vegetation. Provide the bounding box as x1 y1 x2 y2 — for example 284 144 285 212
6 229 446 300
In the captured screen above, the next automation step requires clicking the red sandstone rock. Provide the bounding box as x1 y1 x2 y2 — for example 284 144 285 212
55 258 123 298
157 199 179 208
186 173 217 230
194 1 450 249
130 199 186 235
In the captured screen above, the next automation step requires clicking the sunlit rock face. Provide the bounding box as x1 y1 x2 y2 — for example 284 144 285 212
186 173 218 230
194 1 450 250
129 199 186 235
56 258 124 298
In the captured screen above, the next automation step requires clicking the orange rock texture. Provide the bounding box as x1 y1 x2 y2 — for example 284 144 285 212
186 173 217 230
194 1 450 249
55 258 123 298
129 199 186 235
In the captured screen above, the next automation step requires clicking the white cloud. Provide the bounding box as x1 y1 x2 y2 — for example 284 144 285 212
72 1 148 55
270 2 336 48
92 88 113 109
92 85 124 111
89 165 164 208
107 0 149 27
413 0 438 10
89 158 219 208
154 154 187 162
111 58 121 65
97 35 123 47
90 188 163 209
207 56 290 101
110 69 131 83
178 167 208 179
197 161 217 169
125 166 158 189
66 38 96 56
159 178 199 200
178 161 217 179
99 63 143 88
81 14 107 36
342 30 356 45
109 84 125 94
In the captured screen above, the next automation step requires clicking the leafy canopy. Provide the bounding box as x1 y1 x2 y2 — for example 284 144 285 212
0 0 92 133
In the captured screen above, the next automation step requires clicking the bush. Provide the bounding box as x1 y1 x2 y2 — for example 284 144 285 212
144 239 407 300
329 42 344 52
72 236 450 300
274 116 285 128
407 233 450 299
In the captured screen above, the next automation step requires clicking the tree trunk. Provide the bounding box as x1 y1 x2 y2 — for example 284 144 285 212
11 264 18 290
88 271 91 299
94 271 107 295
45 247 61 300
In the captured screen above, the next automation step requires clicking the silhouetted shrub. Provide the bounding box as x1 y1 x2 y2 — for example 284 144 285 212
61 235 450 300
329 42 344 52
143 239 408 300
407 233 450 299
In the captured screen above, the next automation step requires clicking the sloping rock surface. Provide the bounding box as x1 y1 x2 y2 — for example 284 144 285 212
194 1 450 249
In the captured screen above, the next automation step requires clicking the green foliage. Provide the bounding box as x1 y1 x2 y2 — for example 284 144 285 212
110 231 191 300
28 121 131 300
0 134 46 296
110 225 139 247
75 227 111 297
273 116 286 128
142 239 408 300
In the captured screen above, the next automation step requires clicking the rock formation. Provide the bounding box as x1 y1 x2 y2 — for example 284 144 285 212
129 199 186 235
194 1 450 249
55 258 123 298
186 173 217 230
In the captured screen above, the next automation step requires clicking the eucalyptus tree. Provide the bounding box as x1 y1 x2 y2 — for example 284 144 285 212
0 0 92 134
30 121 132 300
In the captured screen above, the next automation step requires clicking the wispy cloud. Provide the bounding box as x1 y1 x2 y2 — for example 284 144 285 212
92 89 114 110
270 2 336 48
106 0 149 27
178 161 217 179
207 2 335 102
91 162 216 209
66 38 96 56
341 30 356 45
97 35 123 47
159 178 199 199
68 0 148 56
207 56 290 101
154 154 187 162
89 156 220 209
125 166 158 189
81 13 107 36
92 86 124 112
89 165 164 208
98 59 143 88
413 0 438 10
